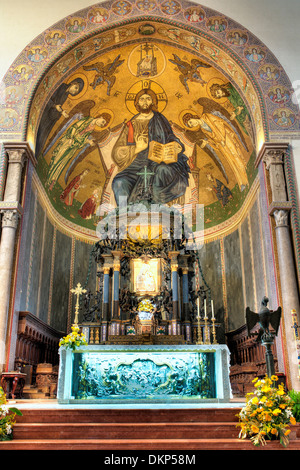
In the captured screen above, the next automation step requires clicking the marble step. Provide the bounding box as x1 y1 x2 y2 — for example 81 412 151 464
2 407 298 450
1 437 300 450
15 407 242 423
13 421 241 440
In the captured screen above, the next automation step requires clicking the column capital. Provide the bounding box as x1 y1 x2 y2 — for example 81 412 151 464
259 143 289 204
168 250 179 265
255 142 289 168
0 209 21 229
6 149 27 167
111 250 123 260
269 201 292 216
2 142 36 167
263 150 285 169
273 209 289 228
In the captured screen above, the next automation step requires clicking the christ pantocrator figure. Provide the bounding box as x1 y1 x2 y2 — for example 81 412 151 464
111 88 190 205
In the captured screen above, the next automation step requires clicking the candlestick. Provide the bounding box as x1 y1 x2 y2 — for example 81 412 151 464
196 297 203 344
204 314 210 344
212 317 217 344
211 300 215 319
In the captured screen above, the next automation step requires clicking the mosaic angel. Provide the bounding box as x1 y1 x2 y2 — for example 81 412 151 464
83 54 125 95
45 109 112 190
168 54 211 93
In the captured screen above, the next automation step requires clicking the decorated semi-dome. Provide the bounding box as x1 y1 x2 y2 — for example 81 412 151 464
1 0 298 242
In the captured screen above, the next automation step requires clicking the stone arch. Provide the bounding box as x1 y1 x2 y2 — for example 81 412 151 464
0 1 299 146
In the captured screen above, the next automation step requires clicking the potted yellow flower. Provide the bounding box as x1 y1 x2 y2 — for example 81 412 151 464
0 387 22 441
59 325 88 350
237 375 296 447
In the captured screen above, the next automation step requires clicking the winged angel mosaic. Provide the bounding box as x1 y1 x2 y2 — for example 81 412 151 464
34 43 254 228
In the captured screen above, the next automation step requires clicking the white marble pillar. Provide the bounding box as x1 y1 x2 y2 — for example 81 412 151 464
0 143 35 372
273 209 300 388
258 143 300 390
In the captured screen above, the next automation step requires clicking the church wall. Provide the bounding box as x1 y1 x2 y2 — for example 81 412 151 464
51 229 72 332
38 217 54 324
19 186 36 312
198 239 225 342
205 191 277 334
240 216 255 313
26 200 45 317
17 182 98 334
73 239 97 296
249 199 267 308
223 229 244 332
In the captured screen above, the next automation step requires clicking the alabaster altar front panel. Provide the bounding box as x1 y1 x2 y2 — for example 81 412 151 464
57 344 232 403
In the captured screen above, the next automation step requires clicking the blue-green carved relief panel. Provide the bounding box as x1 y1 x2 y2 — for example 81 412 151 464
72 351 216 400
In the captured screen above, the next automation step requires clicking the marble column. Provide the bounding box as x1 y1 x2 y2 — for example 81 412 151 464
0 147 27 371
182 267 192 342
273 209 300 387
111 250 122 322
258 142 300 390
101 266 110 342
169 251 180 335
182 268 190 320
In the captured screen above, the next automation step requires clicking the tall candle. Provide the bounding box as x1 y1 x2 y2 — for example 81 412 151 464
211 300 215 319
204 298 207 319
197 297 200 317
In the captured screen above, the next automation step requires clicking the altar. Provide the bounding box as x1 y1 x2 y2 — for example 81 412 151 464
58 206 233 404
57 344 232 403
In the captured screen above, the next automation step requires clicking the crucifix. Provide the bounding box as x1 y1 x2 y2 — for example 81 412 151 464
137 165 155 191
71 282 87 326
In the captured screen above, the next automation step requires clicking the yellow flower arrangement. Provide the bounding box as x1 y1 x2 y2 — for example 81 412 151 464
0 387 22 441
138 299 153 312
59 325 88 350
237 375 296 447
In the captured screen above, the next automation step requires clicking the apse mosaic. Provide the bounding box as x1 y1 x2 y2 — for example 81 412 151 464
0 0 299 237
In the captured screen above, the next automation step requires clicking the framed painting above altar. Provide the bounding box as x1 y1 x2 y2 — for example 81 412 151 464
131 257 162 295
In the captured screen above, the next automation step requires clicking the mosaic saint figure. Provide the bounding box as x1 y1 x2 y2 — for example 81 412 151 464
78 188 102 219
181 111 248 189
209 81 252 136
46 113 111 190
111 88 190 205
60 169 89 206
35 78 85 158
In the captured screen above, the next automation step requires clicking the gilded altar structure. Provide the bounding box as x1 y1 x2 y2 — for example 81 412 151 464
57 206 232 402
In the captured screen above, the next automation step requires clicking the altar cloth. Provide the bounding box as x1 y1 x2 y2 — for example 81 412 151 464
57 344 232 404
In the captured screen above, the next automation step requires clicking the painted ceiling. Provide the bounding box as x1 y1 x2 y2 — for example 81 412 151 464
1 0 299 239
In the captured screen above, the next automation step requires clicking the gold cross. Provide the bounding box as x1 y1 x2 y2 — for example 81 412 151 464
71 283 87 326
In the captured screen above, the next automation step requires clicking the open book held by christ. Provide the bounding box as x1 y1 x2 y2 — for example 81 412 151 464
148 140 181 164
